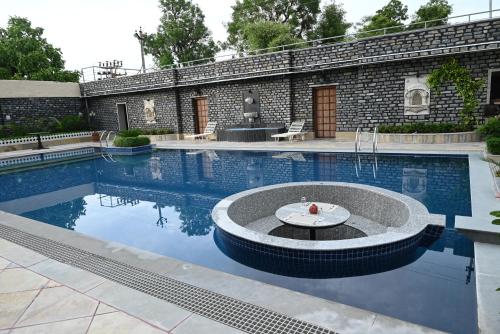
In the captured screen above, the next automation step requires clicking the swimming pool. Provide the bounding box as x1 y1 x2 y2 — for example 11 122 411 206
0 149 475 333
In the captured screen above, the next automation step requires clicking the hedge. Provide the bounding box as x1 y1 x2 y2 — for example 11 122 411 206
378 123 473 134
117 128 174 137
140 128 174 135
117 129 143 137
113 136 151 147
477 117 500 139
486 137 500 155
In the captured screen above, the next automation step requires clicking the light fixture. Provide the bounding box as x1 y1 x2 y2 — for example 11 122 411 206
245 97 254 105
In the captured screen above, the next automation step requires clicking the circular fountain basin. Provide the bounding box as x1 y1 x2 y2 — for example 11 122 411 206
212 182 444 263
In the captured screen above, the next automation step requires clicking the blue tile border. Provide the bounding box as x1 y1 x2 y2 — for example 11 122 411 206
102 144 154 155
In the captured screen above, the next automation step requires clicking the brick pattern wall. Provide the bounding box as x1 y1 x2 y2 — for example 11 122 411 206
81 19 500 97
86 91 179 132
80 18 500 133
0 97 83 125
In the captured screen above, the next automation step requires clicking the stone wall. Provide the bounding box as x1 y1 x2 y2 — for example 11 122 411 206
80 18 500 134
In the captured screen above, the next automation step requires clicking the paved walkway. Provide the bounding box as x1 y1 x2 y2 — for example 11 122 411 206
0 238 242 334
0 139 486 161
475 242 500 333
154 139 485 153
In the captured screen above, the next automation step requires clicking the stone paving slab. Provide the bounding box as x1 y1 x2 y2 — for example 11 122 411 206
0 252 176 333
171 314 245 334
0 140 485 164
474 242 500 334
86 281 192 331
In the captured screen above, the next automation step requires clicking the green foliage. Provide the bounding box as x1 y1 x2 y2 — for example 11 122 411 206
117 128 174 137
477 117 500 138
309 2 351 42
242 21 303 52
378 122 473 134
0 17 79 82
140 128 174 135
427 59 484 127
0 115 88 138
357 0 408 37
492 219 500 225
113 136 151 147
226 0 320 51
409 0 453 30
491 211 500 218
59 115 88 132
144 0 219 68
117 129 143 137
486 137 500 155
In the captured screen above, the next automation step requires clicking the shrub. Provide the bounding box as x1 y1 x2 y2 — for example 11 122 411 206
59 115 88 132
486 137 500 155
140 128 174 135
113 135 151 147
117 129 143 137
378 123 473 134
491 211 500 217
477 117 500 139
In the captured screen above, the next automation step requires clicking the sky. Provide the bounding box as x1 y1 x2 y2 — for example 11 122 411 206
0 0 495 74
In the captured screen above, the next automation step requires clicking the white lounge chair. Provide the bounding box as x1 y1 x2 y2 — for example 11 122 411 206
271 120 306 142
185 121 217 141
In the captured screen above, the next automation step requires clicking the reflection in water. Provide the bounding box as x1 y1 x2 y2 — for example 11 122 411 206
0 150 475 334
403 168 427 202
153 203 168 227
24 198 87 230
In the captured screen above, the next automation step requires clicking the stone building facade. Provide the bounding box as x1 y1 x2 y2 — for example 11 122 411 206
81 18 500 136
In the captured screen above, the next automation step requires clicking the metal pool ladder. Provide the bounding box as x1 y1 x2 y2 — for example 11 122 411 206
98 130 116 148
98 130 117 162
355 126 378 153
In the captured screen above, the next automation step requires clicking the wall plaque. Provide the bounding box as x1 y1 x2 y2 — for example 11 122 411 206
144 99 156 124
404 76 430 115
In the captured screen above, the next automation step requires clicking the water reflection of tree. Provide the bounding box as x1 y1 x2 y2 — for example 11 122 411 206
24 198 87 230
176 205 213 236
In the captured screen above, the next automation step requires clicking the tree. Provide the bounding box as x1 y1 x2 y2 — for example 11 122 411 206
144 0 219 68
357 0 408 37
226 0 321 51
310 2 352 42
0 17 79 82
409 0 453 30
242 21 303 52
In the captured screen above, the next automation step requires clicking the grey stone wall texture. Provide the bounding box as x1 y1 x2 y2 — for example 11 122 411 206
0 97 82 125
80 18 500 134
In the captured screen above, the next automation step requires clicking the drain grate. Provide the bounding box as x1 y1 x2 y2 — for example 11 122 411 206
0 224 337 334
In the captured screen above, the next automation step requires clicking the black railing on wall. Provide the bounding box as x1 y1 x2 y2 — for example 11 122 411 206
80 9 500 83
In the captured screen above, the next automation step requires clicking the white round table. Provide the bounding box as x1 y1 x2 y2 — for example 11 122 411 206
275 202 351 240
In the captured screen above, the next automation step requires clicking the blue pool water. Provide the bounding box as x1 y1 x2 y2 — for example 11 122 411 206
0 150 475 333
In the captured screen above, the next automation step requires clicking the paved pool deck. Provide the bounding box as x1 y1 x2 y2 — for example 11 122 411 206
0 139 498 333
0 139 487 161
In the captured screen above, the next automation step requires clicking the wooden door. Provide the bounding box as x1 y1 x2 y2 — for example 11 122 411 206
194 97 209 134
314 86 337 138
